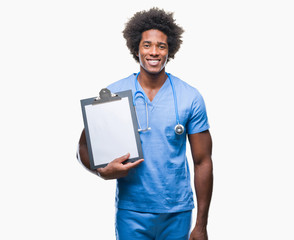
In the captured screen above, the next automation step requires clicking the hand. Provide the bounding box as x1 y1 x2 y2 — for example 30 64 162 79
189 225 208 240
96 153 144 180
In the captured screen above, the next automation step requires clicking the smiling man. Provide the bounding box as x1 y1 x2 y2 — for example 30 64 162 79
138 29 168 74
78 8 213 240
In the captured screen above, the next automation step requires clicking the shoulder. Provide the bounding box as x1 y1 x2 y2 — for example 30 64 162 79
170 74 210 133
168 73 203 101
107 73 136 93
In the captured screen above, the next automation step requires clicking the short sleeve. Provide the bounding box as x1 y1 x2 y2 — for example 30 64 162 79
186 93 210 134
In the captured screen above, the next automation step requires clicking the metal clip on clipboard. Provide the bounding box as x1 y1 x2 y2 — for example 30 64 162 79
93 88 121 104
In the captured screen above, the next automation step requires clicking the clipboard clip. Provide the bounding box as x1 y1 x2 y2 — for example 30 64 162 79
93 88 121 104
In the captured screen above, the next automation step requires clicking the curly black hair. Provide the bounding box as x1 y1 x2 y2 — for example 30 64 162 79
123 7 184 63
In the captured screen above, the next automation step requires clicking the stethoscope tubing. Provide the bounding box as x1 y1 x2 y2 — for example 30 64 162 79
166 73 180 126
133 72 184 135
133 90 150 132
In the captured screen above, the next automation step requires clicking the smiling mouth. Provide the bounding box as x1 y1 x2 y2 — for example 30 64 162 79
148 59 160 65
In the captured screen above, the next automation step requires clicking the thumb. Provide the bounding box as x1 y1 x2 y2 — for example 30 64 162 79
124 158 144 170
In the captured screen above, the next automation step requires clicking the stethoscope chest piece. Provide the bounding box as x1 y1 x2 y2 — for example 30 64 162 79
174 124 185 135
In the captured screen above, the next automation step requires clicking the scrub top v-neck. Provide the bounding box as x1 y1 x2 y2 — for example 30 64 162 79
136 74 170 104
133 75 170 131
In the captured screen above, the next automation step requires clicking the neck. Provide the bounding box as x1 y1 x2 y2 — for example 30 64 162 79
138 67 167 90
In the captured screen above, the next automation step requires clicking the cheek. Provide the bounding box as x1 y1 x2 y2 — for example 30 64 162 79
138 53 147 69
162 53 168 65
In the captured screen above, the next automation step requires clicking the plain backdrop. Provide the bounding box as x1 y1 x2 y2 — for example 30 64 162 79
1 0 293 239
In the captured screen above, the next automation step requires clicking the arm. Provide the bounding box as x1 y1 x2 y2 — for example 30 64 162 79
77 129 93 171
77 129 144 180
188 130 213 240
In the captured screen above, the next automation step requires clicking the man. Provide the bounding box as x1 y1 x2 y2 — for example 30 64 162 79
78 8 213 240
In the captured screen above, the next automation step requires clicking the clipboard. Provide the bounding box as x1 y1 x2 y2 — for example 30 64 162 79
80 88 143 169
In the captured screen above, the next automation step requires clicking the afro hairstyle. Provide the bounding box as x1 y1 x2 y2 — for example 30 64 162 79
123 7 184 63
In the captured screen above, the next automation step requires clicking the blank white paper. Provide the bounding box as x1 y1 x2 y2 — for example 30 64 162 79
85 97 139 166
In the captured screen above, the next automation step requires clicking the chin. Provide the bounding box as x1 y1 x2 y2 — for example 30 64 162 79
143 67 165 75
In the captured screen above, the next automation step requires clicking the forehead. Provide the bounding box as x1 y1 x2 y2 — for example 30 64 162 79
141 29 168 43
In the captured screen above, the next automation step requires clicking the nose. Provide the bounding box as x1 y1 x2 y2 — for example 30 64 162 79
150 45 159 56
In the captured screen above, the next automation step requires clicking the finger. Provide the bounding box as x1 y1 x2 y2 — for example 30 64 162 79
96 167 104 174
113 153 130 163
124 158 144 170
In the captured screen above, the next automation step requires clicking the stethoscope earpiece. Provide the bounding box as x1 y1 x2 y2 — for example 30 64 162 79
138 127 151 132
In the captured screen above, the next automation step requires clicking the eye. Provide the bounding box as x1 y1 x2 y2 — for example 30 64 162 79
159 45 167 50
143 44 150 48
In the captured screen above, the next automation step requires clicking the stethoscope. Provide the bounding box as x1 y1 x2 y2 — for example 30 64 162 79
133 72 185 135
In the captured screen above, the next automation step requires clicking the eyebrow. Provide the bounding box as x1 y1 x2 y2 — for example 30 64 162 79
142 41 167 46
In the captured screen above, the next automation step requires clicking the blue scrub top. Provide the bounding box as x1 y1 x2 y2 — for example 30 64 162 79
107 73 210 213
